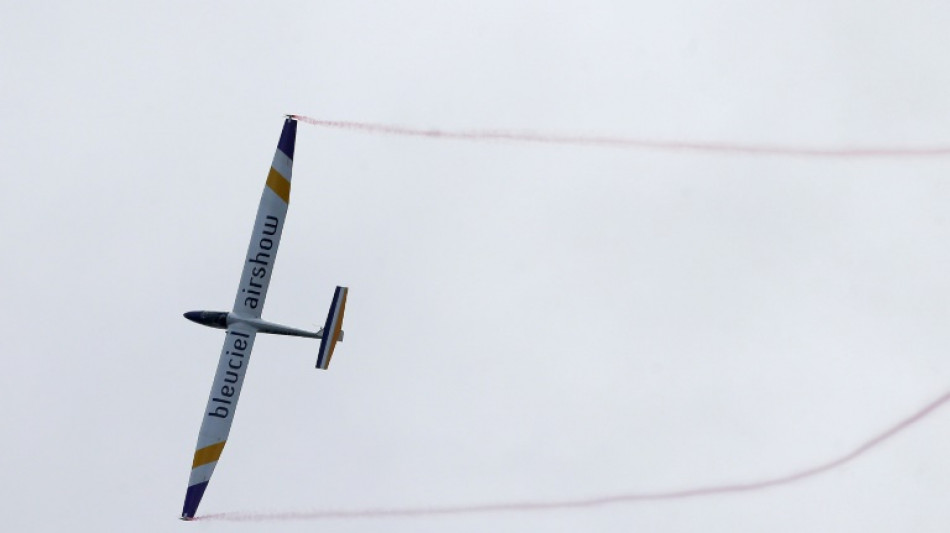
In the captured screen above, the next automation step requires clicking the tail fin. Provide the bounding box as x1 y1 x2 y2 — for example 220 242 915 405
316 286 348 369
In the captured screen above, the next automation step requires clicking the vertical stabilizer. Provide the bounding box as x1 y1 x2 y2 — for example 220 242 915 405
317 286 348 369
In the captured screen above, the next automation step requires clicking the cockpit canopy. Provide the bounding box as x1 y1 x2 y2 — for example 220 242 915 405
183 310 229 329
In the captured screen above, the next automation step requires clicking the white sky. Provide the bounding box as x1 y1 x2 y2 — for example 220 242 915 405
3 1 950 531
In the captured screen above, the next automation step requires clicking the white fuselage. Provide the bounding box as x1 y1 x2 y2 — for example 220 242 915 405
184 309 325 339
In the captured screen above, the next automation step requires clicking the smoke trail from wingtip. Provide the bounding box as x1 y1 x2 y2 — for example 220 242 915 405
291 115 950 158
201 388 950 522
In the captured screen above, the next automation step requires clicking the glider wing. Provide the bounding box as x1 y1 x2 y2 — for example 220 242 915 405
231 118 297 318
182 118 297 519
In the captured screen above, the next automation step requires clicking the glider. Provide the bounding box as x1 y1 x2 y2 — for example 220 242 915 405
180 117 348 520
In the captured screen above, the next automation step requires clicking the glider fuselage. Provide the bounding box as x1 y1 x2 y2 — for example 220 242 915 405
184 310 324 339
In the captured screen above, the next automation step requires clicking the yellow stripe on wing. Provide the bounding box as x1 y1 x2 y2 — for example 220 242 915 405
266 167 291 203
192 441 227 469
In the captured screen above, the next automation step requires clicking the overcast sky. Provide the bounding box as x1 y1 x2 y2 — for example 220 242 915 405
4 2 950 531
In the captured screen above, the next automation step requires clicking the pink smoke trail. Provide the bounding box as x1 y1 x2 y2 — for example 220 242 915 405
291 115 950 158
199 388 950 522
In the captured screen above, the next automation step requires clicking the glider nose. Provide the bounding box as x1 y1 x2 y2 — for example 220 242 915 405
183 310 230 329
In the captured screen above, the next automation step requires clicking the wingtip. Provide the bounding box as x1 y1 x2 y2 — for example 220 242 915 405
277 118 298 159
181 481 209 520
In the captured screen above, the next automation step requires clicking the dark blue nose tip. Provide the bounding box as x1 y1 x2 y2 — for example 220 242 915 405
184 311 202 322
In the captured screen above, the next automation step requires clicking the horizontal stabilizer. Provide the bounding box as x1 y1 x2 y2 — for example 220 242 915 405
317 286 348 369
